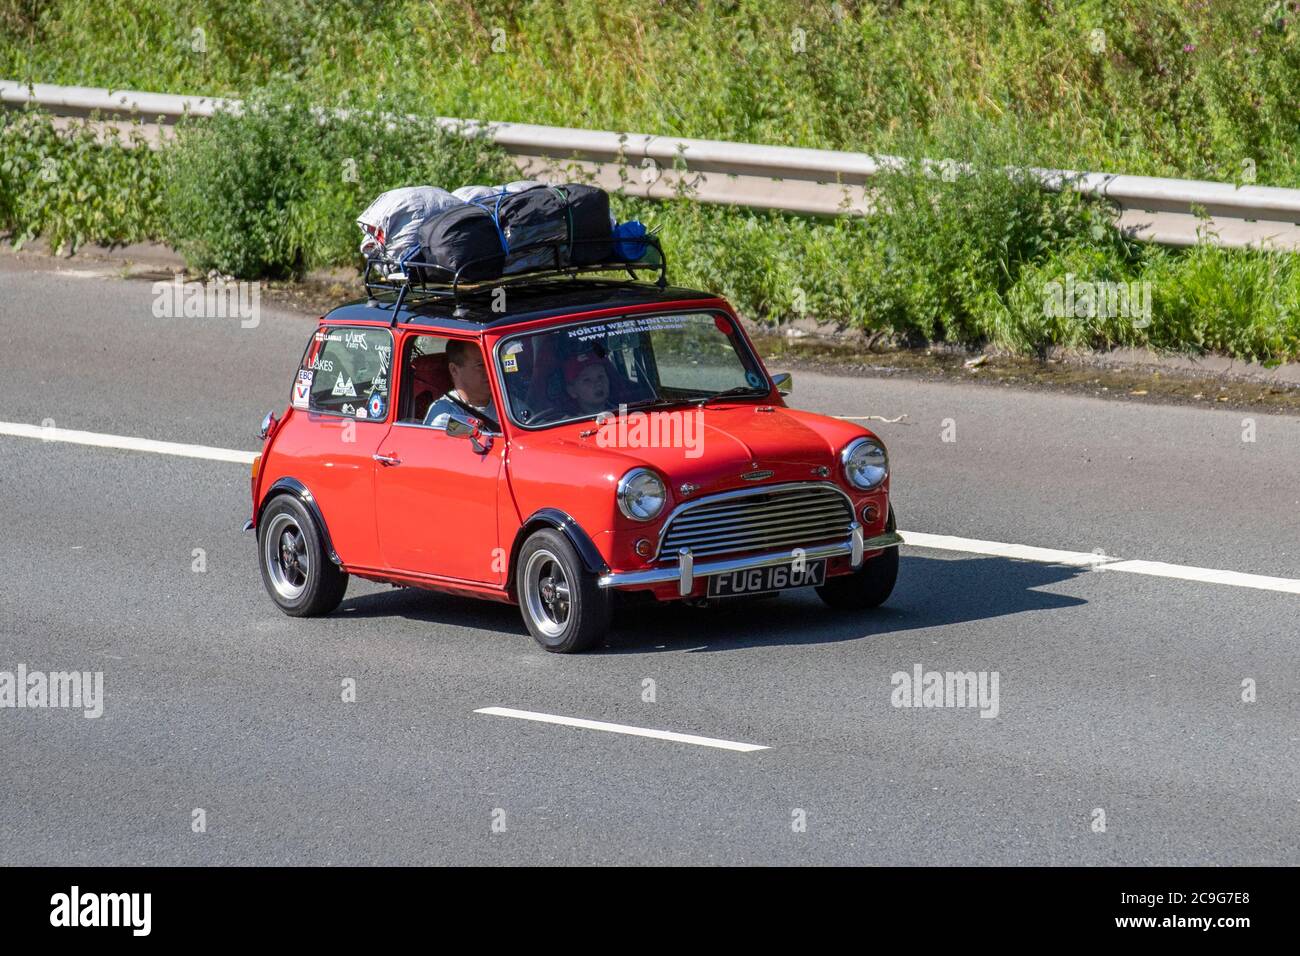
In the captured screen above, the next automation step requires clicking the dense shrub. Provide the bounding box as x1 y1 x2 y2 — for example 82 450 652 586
160 83 515 278
0 109 163 254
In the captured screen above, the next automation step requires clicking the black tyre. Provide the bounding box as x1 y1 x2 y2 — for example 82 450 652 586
516 529 611 653
257 495 348 617
816 508 899 610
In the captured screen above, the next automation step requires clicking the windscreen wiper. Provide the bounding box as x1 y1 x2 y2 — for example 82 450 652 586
692 385 767 405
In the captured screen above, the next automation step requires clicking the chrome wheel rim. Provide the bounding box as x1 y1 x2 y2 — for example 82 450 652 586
264 513 309 601
523 549 571 638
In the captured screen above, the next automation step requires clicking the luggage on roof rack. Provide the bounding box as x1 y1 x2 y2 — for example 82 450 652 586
356 186 461 263
362 180 628 282
361 232 668 318
417 204 504 283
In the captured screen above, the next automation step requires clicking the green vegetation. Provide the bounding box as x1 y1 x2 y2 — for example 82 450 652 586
2 1 1299 360
160 84 514 277
0 110 163 253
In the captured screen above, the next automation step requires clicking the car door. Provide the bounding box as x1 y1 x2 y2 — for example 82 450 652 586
275 323 395 568
373 334 506 584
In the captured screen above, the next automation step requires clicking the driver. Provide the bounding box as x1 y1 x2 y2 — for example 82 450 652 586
424 340 498 429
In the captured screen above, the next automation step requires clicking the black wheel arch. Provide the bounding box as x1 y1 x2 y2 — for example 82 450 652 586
507 509 609 597
257 477 342 565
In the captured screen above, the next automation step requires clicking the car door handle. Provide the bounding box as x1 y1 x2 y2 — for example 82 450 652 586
372 453 402 466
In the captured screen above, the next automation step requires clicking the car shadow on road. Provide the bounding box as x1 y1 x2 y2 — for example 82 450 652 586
601 555 1090 654
335 585 529 637
331 554 1090 653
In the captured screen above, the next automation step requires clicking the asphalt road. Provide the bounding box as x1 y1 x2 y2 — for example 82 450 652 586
1 259 1297 865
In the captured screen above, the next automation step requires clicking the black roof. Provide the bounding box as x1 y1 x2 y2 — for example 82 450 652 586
326 278 723 333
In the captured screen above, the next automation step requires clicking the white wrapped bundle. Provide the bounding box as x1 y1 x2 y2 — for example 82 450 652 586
451 180 543 204
357 186 463 262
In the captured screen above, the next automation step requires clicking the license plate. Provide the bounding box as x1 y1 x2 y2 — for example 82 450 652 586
707 559 827 597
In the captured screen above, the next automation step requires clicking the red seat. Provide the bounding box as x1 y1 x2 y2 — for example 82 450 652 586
410 352 453 421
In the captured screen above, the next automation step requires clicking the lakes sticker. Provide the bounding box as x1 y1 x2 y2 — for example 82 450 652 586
331 372 357 397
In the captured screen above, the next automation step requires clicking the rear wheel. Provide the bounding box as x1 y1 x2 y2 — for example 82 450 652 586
516 529 611 653
816 507 899 610
257 496 348 617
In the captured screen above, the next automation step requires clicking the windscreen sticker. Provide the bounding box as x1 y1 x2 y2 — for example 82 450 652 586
503 354 519 373
331 373 357 397
368 393 386 419
567 314 691 342
293 370 313 409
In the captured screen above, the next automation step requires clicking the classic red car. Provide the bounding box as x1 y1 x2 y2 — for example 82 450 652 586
247 252 900 652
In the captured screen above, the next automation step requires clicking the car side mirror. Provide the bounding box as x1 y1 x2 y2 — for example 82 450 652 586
446 411 493 454
772 372 793 395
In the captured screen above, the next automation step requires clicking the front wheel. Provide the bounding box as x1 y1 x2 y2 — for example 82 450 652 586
816 508 899 610
257 495 348 617
516 529 611 653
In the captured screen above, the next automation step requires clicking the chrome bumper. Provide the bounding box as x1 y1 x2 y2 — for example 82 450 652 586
597 523 904 594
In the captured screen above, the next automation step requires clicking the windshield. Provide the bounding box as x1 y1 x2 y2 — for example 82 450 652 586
496 311 769 428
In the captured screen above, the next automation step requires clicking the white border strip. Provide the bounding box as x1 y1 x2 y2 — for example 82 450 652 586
475 706 769 752
0 421 256 464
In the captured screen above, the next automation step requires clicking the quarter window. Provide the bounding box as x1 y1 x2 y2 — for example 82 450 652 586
298 326 393 421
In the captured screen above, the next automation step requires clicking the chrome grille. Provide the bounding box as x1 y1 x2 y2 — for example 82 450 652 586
658 483 853 561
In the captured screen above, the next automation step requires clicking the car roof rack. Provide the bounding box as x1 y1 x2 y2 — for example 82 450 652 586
362 234 669 324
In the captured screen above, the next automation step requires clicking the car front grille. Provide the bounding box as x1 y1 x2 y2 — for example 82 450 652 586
657 483 854 561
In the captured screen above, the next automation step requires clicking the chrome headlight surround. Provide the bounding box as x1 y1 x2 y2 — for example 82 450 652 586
841 437 888 490
617 468 667 521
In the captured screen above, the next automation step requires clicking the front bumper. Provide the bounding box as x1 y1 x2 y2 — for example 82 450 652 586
597 522 904 595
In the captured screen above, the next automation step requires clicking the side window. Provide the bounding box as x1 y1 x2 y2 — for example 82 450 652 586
398 334 450 424
296 326 393 421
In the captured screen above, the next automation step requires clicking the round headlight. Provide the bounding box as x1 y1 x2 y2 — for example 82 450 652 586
617 468 667 521
841 438 888 490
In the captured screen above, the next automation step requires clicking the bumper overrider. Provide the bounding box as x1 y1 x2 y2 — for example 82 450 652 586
597 521 904 595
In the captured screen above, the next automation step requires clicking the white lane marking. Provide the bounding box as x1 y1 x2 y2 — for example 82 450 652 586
6 419 1298 596
900 531 1300 595
900 531 1112 568
0 421 256 464
1102 560 1300 595
474 706 769 752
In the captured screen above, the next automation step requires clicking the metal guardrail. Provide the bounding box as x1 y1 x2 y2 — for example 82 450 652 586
4 79 1300 251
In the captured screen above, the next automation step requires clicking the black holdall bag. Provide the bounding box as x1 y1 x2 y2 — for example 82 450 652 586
420 204 505 283
496 185 569 263
560 183 613 265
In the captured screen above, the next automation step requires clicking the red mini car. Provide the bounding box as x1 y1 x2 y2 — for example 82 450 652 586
247 251 901 652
